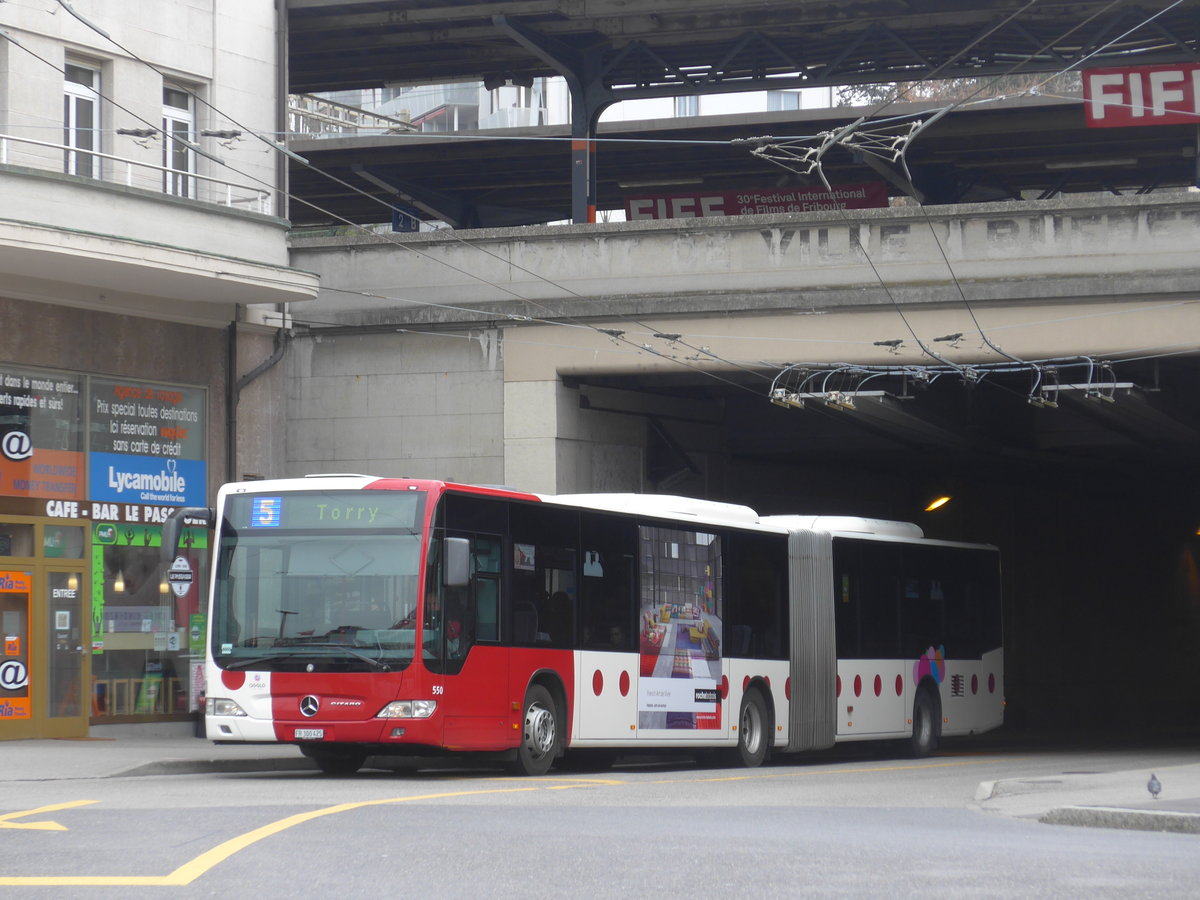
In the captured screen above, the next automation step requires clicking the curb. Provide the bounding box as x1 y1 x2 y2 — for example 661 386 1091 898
113 757 317 777
1040 806 1200 835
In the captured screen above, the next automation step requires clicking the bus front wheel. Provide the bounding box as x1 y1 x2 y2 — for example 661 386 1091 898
735 689 770 768
909 688 940 758
512 684 560 776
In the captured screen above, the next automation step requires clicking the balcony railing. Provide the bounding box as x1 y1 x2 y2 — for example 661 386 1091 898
287 93 416 138
0 132 274 215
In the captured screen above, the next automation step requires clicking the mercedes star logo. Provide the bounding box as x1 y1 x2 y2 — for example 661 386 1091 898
299 695 320 717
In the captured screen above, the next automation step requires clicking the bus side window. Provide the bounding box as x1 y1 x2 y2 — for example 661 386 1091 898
725 532 788 660
858 544 901 658
581 514 637 651
510 502 579 648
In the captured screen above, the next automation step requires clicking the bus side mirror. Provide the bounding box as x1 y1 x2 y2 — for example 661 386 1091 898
161 506 214 564
444 537 470 588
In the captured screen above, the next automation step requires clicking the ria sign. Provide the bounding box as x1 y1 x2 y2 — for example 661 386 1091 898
1083 63 1200 128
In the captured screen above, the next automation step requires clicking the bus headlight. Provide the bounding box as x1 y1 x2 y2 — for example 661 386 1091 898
208 698 248 717
377 700 437 719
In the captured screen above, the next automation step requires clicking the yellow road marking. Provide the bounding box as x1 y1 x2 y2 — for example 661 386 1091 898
0 788 535 887
0 800 98 831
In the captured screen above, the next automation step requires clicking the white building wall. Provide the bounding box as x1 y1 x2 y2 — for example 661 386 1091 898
1 0 280 220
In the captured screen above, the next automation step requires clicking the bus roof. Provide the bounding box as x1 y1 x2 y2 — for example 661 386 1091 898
761 515 925 540
218 477 939 541
543 492 763 527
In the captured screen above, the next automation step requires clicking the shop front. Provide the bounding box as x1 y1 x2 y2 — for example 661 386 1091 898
0 363 209 739
0 518 87 738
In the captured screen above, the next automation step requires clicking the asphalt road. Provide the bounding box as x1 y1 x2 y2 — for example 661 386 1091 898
2 740 1198 898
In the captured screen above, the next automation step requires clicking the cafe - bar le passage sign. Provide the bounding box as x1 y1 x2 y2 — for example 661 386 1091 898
1083 63 1200 128
87 378 207 507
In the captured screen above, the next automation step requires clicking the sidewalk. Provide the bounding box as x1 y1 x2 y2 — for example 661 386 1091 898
3 725 1200 834
973 762 1200 834
0 723 314 781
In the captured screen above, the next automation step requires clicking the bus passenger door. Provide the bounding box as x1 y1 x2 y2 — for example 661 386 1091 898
434 533 509 750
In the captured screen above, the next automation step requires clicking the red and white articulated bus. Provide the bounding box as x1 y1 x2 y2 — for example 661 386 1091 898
164 475 1003 775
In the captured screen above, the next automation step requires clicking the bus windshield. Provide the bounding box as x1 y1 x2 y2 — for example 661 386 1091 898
212 489 427 671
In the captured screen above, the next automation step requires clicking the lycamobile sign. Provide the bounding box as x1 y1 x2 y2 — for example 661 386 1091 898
87 378 206 507
90 453 205 505
107 458 188 498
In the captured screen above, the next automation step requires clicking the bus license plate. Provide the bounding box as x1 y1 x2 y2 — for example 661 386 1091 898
294 728 324 740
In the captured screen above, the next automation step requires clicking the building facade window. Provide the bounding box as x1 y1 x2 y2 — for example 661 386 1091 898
767 90 801 111
63 62 101 178
162 85 196 198
674 95 699 117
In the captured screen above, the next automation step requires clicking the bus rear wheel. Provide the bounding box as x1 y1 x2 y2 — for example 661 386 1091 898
734 689 770 768
512 684 560 776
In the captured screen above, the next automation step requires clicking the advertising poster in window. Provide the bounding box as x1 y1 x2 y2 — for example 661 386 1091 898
637 526 723 732
0 365 85 500
87 378 206 507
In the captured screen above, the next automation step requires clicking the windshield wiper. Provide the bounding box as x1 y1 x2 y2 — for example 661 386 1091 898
224 653 296 670
223 645 391 671
278 642 392 670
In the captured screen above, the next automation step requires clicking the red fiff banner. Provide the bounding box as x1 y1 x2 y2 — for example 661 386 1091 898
625 183 888 220
1083 64 1200 128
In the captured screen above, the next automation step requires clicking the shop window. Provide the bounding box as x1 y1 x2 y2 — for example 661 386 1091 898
0 573 31 721
43 525 85 559
0 523 35 557
93 537 205 717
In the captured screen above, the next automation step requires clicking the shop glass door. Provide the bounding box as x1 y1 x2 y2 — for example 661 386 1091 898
47 569 85 718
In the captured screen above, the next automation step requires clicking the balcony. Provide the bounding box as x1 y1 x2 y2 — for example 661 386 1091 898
0 133 318 311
